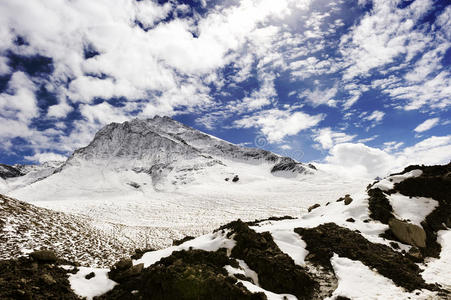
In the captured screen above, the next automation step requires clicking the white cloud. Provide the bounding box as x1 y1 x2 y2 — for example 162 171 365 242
24 152 67 163
234 108 323 143
382 141 404 152
299 85 337 107
313 127 356 150
280 144 292 150
414 117 440 133
365 110 384 122
317 136 451 178
340 0 434 80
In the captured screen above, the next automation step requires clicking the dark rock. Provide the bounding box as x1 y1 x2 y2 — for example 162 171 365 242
0 163 24 179
346 218 355 223
224 178 229 181
0 257 78 299
232 175 239 182
130 248 155 260
112 259 132 271
30 250 58 263
85 272 95 280
388 218 426 248
367 188 394 224
127 182 140 189
220 220 317 299
173 236 195 246
389 242 400 249
344 195 353 205
294 223 437 292
407 247 423 262
246 215 295 226
308 204 320 212
308 163 317 170
271 158 309 174
99 249 265 300
390 162 451 258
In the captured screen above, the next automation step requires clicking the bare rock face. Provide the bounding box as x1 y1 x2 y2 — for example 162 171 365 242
388 218 426 248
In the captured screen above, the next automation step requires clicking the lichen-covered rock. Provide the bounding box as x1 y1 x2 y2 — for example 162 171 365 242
388 218 426 248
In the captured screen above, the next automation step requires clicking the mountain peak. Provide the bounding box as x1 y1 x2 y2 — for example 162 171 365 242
60 118 314 186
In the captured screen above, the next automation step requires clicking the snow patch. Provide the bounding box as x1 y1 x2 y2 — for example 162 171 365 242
134 230 235 268
327 254 438 300
373 169 423 191
421 230 451 289
239 280 297 300
270 229 308 266
387 193 438 226
68 267 117 300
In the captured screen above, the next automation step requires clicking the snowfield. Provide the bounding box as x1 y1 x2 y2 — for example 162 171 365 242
8 159 367 249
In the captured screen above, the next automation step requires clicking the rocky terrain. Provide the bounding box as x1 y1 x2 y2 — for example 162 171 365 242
0 162 449 299
0 194 135 268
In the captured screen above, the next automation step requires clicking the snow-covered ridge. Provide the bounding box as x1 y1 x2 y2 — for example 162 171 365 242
0 161 63 193
63 116 313 175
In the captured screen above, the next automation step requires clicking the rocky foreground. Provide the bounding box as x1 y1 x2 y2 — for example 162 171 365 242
0 163 450 299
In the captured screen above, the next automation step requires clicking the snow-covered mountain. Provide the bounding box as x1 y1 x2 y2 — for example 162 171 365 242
0 161 63 193
4 116 315 195
6 117 368 248
63 116 313 178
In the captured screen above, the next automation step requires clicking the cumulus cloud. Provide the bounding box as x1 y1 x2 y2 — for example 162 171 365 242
313 128 356 150
414 117 440 133
234 108 324 143
317 136 451 178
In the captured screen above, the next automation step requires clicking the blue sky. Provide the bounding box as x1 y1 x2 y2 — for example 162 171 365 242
0 0 450 175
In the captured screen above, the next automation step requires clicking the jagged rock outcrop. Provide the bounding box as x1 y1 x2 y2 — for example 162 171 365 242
0 163 23 179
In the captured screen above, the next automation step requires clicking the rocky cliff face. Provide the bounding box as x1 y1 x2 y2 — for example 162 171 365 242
63 116 313 179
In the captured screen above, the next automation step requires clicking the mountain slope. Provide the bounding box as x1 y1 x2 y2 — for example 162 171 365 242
0 194 135 267
53 162 449 299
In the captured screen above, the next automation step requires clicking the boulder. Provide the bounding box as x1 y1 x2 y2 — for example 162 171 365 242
30 250 58 263
232 175 239 182
308 203 320 212
344 195 353 205
388 218 426 248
